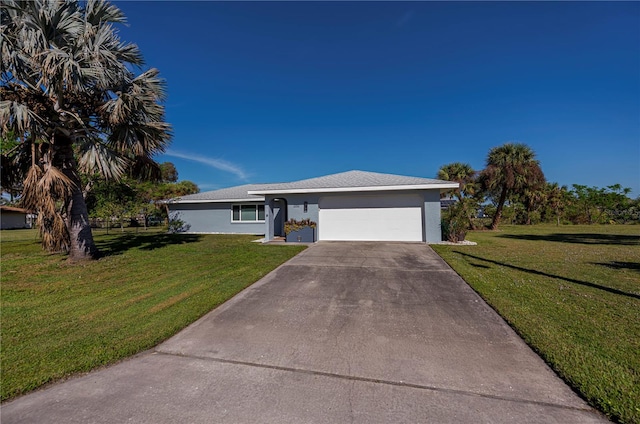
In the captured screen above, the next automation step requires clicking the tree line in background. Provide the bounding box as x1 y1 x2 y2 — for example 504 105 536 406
439 143 639 242
83 162 198 232
2 129 199 231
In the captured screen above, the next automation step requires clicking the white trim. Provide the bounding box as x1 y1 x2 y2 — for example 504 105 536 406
248 183 459 195
167 198 264 204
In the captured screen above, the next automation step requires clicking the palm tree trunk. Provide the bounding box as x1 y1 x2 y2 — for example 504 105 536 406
66 183 100 260
491 186 508 230
57 136 100 260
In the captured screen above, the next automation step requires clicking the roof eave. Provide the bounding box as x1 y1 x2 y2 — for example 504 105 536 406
165 197 265 204
248 183 459 195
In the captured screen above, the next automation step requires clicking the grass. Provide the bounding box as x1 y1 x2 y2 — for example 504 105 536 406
0 228 305 401
431 224 640 424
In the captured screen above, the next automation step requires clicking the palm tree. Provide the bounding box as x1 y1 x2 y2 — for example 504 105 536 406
437 162 478 201
520 185 547 225
480 143 545 230
542 182 565 226
438 162 480 230
1 0 171 260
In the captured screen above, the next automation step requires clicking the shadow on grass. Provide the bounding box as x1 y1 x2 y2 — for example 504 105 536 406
499 233 639 246
96 232 203 257
592 261 640 273
455 252 640 300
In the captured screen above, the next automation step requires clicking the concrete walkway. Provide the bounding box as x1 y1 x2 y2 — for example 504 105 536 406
2 242 608 423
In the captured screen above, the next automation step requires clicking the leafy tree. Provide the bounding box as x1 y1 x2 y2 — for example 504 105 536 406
620 196 640 224
0 129 22 200
568 184 633 224
598 184 633 223
86 176 198 229
480 143 545 230
85 177 137 231
1 0 171 259
159 162 178 182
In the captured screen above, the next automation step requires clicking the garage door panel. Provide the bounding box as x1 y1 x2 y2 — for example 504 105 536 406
319 195 423 242
320 195 418 209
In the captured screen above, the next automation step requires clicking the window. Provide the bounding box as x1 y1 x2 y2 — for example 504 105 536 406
232 205 265 222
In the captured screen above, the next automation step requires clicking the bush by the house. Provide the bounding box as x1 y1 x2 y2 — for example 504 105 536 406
284 219 316 235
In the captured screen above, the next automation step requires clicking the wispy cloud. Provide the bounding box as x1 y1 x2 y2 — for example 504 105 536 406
165 150 248 181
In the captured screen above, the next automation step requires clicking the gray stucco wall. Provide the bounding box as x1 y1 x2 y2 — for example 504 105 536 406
168 202 264 235
284 194 320 223
265 189 443 243
265 194 320 241
422 190 443 243
172 189 443 241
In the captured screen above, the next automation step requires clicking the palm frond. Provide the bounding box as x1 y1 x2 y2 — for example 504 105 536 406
0 100 43 134
22 162 73 253
132 68 167 101
38 164 75 200
20 164 44 210
108 121 171 156
85 0 126 26
1 138 33 194
37 210 70 253
87 21 142 68
76 137 127 180
129 155 162 182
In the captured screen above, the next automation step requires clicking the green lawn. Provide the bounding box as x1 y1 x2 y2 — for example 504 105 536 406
0 229 305 401
432 225 640 424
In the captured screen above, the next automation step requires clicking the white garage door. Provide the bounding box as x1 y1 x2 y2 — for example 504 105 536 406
318 194 423 242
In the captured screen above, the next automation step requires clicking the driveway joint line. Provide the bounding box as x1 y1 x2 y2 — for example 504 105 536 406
282 264 456 271
154 350 596 415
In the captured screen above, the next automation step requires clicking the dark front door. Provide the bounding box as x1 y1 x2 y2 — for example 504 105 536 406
273 199 287 237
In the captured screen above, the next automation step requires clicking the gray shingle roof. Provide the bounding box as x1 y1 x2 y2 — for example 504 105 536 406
167 184 267 203
168 170 458 203
248 170 457 193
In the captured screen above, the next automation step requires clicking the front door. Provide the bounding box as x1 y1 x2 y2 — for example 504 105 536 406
273 199 287 237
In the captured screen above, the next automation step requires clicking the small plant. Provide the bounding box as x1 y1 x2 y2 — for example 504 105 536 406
284 218 316 235
442 201 469 242
167 214 190 233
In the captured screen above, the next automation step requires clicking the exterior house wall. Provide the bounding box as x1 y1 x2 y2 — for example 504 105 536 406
264 190 443 242
422 189 442 243
285 194 320 223
168 202 264 234
264 194 320 241
168 187 444 242
1 211 27 229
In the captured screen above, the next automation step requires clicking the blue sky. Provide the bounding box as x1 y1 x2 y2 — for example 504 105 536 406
115 1 639 196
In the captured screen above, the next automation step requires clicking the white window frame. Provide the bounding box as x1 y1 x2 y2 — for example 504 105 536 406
231 204 265 223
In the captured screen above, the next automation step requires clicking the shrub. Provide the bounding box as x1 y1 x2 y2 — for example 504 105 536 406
284 219 316 235
167 214 190 233
441 201 468 242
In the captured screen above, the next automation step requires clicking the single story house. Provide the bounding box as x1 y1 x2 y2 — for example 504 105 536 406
167 170 458 243
0 205 30 230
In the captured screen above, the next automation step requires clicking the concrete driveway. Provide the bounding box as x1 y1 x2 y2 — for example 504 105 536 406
2 242 608 423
